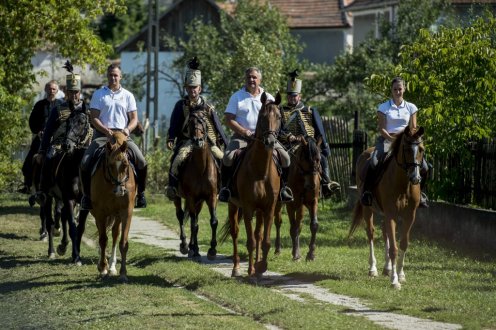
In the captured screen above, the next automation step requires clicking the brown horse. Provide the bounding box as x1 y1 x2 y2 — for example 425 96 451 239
173 110 219 260
349 126 425 289
274 135 322 261
228 92 282 277
90 131 136 282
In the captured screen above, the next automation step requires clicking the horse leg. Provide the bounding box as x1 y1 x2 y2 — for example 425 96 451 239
228 203 241 277
53 200 63 237
188 212 201 260
243 208 256 276
254 210 263 267
274 203 283 255
363 206 378 277
384 215 400 289
56 204 69 256
381 221 392 276
206 196 218 260
288 204 302 261
65 200 80 264
175 198 188 255
39 206 48 241
109 220 120 276
256 207 275 275
44 197 56 259
96 217 109 277
397 211 416 284
75 209 90 265
119 212 132 283
306 202 319 262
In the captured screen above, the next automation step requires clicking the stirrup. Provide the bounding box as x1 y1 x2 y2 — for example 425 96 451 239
136 192 147 208
279 187 294 203
218 187 231 202
165 186 177 201
419 192 429 208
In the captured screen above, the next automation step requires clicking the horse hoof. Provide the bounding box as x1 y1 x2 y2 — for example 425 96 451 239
255 261 268 274
274 249 281 256
231 268 241 277
73 257 82 266
207 252 216 261
40 232 48 241
292 255 301 262
305 253 315 261
179 243 189 255
56 244 67 256
119 275 129 283
368 270 379 277
109 268 118 276
399 274 406 283
382 268 392 277
48 252 56 259
392 282 402 290
54 228 61 237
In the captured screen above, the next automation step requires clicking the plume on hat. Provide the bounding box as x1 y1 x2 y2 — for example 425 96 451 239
288 69 299 81
63 60 74 74
188 57 200 70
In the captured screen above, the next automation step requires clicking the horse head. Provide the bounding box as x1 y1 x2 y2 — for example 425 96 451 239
295 136 322 190
188 110 208 149
62 110 90 154
256 92 281 149
105 132 130 197
399 126 425 185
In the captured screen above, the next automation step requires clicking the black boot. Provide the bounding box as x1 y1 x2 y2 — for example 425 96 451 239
80 167 93 210
280 167 294 203
320 157 340 199
218 164 232 202
35 156 51 206
165 172 178 201
135 166 147 208
419 158 430 208
360 163 375 207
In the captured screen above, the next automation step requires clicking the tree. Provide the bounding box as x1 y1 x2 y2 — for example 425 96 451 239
165 0 302 111
0 0 126 190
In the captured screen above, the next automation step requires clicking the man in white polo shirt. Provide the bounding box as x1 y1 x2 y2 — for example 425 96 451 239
79 64 147 210
218 66 293 203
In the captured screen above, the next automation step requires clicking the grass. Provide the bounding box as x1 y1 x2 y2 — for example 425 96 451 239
140 193 496 329
1 193 384 329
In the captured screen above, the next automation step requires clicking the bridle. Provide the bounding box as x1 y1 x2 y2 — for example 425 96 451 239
290 136 320 175
63 111 92 151
104 144 130 190
397 135 423 172
189 111 208 148
255 103 280 147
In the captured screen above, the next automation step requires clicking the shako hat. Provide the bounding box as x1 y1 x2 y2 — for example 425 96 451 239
63 60 81 91
286 69 302 95
184 57 201 87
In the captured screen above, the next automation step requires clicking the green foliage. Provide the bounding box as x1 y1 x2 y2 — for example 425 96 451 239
167 0 302 111
0 0 126 191
145 147 171 194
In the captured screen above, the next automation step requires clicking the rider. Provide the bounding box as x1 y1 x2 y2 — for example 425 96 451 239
165 57 228 200
218 66 293 203
20 80 64 195
278 70 341 199
79 64 148 210
360 76 429 208
34 66 88 205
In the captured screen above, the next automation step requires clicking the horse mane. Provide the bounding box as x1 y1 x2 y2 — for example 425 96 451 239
307 137 320 161
390 131 406 155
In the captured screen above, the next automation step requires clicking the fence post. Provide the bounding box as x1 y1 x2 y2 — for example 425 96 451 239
351 111 367 185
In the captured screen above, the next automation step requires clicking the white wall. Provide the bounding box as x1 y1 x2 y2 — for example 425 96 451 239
120 51 183 125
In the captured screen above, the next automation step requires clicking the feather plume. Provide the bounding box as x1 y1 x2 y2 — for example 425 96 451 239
288 69 299 81
63 60 74 74
188 57 200 70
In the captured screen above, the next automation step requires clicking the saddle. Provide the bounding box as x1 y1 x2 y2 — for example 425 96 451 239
361 148 394 192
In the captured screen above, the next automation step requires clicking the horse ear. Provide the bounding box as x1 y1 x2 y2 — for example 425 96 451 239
275 91 281 105
416 126 424 137
261 92 267 104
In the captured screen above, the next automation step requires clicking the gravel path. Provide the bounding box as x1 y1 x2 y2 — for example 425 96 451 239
128 215 462 330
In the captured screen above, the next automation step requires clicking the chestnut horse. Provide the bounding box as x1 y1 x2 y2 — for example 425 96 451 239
172 110 218 260
91 131 136 282
274 135 322 261
227 92 282 277
349 126 425 289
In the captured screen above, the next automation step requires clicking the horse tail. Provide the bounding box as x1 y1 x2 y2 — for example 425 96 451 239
348 201 363 239
218 207 243 244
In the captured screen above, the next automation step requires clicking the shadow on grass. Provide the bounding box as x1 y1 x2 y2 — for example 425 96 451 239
0 204 39 216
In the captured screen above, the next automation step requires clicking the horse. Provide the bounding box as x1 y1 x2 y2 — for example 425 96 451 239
349 126 425 289
91 131 136 282
274 135 322 261
172 110 219 260
227 92 282 277
39 109 92 263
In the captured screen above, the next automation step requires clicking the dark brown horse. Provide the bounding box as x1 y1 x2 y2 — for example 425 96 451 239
173 110 218 260
91 131 136 282
228 92 282 277
349 126 425 289
274 135 322 261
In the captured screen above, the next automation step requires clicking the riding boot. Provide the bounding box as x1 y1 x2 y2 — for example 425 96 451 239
135 166 147 208
360 163 375 207
320 157 340 199
218 164 232 203
418 157 430 208
35 157 51 206
279 167 294 203
80 167 93 210
165 171 178 201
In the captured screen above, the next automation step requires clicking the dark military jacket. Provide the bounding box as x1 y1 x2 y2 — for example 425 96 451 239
280 101 330 156
167 95 228 148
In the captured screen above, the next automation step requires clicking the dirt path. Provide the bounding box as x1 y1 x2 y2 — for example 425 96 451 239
129 215 461 330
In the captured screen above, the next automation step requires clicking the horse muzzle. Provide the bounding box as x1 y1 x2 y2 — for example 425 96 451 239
408 167 422 185
192 137 205 149
113 185 128 197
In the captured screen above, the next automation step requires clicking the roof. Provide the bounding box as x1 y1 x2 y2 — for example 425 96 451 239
343 0 398 11
267 0 351 28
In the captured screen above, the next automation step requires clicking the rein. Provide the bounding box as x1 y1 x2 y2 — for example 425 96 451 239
103 150 130 188
396 138 423 171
